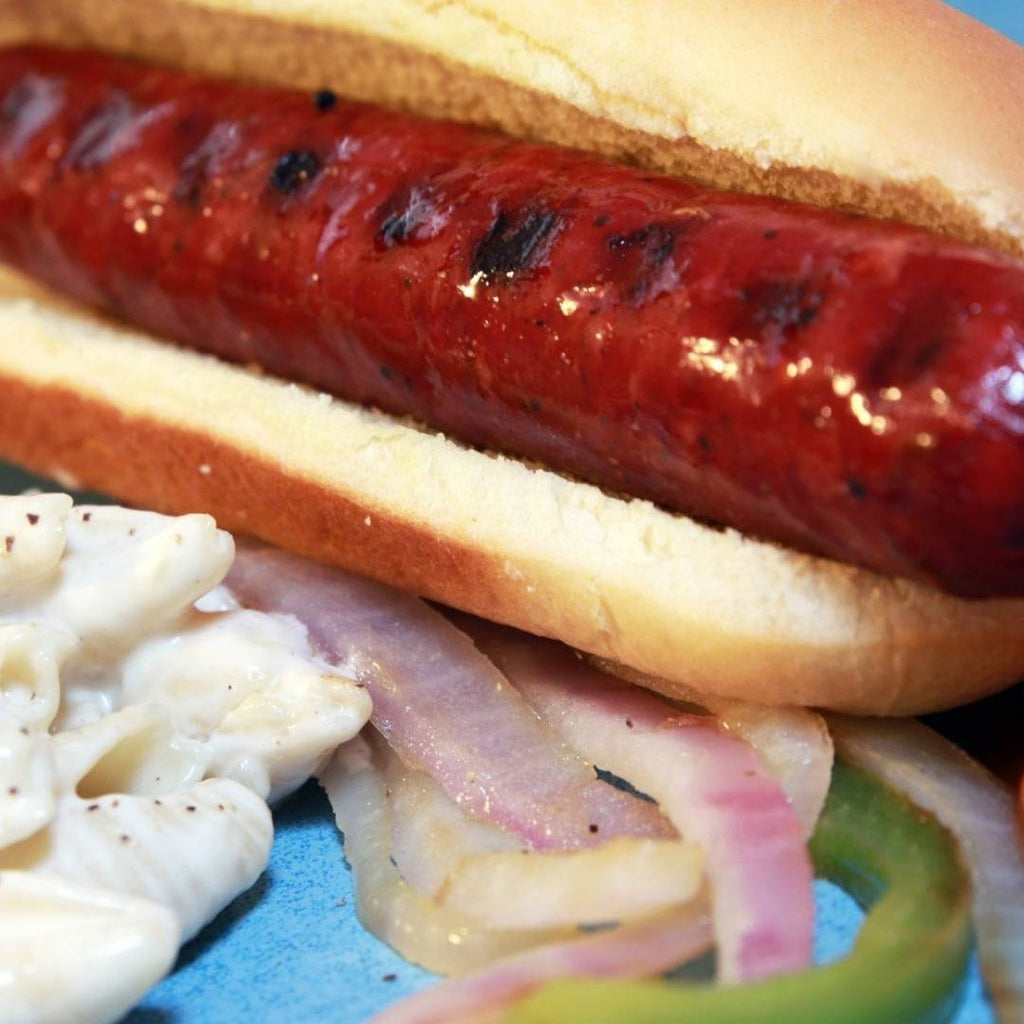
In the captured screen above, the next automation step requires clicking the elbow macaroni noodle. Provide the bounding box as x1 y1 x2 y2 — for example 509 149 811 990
0 495 372 1024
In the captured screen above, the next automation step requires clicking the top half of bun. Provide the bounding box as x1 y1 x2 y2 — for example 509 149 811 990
0 0 1022 256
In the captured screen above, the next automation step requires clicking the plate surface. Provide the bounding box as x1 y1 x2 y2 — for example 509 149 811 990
1 1 1019 1018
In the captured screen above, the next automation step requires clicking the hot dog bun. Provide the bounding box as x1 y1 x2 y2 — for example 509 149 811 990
0 267 1021 716
2 0 1022 256
0 1 1021 714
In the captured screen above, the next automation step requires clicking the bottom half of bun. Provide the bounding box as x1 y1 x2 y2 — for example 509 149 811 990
0 267 1020 715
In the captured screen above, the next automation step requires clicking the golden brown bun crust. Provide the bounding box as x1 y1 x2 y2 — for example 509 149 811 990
0 271 1021 716
1 0 1022 255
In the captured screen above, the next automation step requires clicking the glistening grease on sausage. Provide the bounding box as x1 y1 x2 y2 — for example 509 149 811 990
0 45 1021 597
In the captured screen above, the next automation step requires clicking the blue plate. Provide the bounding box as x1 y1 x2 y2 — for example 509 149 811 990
126 780 995 1023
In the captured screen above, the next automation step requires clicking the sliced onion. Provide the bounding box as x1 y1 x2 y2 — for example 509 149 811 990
829 715 1024 1021
700 698 832 839
594 656 833 838
230 544 671 850
439 838 704 930
372 908 712 1024
380 732 704 930
384 757 524 900
468 622 814 983
319 736 572 976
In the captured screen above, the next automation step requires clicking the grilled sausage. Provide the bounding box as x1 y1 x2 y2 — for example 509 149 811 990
0 45 1021 596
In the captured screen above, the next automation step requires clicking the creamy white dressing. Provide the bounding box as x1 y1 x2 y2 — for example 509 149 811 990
0 496 373 1023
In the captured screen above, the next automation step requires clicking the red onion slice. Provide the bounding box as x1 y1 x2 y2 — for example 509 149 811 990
592 659 833 837
372 908 712 1024
467 623 814 982
830 715 1024 1021
228 544 671 850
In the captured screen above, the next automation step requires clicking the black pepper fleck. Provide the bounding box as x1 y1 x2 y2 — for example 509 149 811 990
847 478 868 500
186 805 197 812
382 974 397 983
313 89 338 112
25 513 38 525
82 512 92 522
3 536 12 553
763 229 778 240
594 213 610 227
8 786 18 796
270 150 322 196
588 823 599 834
87 803 100 812
120 834 131 844
380 364 394 380
625 719 634 729
697 435 712 453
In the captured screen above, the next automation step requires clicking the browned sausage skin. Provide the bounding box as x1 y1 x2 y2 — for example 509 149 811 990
0 45 1020 597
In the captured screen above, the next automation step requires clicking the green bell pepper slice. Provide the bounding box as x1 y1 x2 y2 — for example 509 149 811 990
505 762 973 1023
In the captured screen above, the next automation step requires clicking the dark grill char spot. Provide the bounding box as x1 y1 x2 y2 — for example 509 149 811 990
606 223 680 307
269 149 322 196
62 90 139 171
864 297 953 390
313 89 337 112
743 280 823 332
1 75 64 157
376 184 445 249
846 478 868 500
471 206 561 280
1 79 31 122
172 119 248 209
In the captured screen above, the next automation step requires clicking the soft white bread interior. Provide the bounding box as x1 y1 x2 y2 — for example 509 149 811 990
0 0 1022 256
0 268 1020 716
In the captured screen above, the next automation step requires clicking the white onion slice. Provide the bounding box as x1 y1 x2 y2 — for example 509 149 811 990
440 838 704 930
829 715 1024 1021
469 623 814 982
384 758 524 900
372 908 712 1024
594 657 833 837
320 737 572 976
380 742 703 929
229 544 671 850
